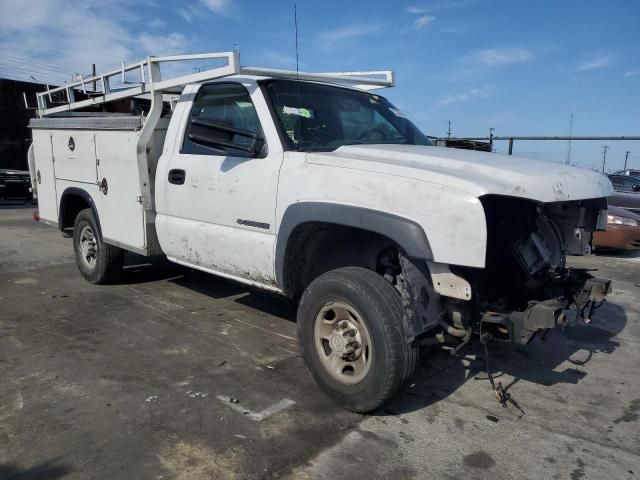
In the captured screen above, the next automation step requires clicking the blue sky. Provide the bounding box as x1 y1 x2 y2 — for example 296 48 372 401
0 0 638 170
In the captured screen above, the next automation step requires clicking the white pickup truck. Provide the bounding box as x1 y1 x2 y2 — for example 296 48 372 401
28 52 612 412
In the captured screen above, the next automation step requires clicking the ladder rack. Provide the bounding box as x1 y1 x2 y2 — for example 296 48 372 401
34 51 395 117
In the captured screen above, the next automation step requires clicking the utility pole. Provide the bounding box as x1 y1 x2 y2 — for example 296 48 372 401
624 150 630 170
565 112 574 165
601 145 609 173
447 120 452 138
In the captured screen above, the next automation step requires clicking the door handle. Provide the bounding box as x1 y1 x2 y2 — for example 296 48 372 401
168 169 186 185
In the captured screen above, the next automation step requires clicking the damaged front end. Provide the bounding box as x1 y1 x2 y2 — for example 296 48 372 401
441 195 612 345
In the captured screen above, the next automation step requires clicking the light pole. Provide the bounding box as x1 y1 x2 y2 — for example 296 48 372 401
601 145 609 173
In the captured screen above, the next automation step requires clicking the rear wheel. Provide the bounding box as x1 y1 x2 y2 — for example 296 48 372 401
297 267 419 413
72 208 124 284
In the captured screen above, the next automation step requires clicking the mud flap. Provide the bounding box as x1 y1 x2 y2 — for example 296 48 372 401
398 254 443 342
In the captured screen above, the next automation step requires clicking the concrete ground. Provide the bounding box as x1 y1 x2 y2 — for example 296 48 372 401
0 203 638 480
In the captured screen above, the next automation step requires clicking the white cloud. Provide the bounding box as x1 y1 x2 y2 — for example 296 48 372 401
138 33 189 56
624 69 640 78
148 18 167 29
575 50 616 71
199 0 231 15
405 0 480 14
317 24 381 50
178 8 194 23
406 6 428 14
437 85 495 107
0 0 188 86
415 15 436 29
262 50 299 70
466 47 534 66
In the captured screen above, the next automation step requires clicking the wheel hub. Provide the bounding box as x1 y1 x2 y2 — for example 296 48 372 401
79 225 97 268
329 333 346 353
313 302 372 385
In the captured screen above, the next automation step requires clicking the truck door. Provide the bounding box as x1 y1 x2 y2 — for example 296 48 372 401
156 81 283 288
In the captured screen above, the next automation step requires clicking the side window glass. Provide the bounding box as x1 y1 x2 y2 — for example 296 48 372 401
181 83 265 157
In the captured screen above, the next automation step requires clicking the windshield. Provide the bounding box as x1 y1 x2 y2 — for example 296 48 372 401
262 80 433 152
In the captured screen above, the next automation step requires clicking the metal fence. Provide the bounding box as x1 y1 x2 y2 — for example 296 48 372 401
438 136 640 171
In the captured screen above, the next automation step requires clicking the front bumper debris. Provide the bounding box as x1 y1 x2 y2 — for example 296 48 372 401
480 277 612 345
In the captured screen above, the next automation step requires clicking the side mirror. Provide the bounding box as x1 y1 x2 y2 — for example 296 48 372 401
188 118 265 157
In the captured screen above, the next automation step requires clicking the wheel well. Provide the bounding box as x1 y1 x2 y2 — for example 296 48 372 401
283 222 399 298
59 193 91 231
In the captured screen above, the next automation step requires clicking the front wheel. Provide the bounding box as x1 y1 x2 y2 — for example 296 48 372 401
72 208 125 284
297 267 419 413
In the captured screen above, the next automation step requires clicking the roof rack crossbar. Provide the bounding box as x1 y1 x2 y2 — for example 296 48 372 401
34 51 394 117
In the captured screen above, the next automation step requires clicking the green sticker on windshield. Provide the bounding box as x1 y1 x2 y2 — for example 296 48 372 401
283 106 314 118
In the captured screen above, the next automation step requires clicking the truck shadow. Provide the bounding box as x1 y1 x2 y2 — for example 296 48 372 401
121 253 299 316
596 250 640 261
0 459 71 480
116 255 627 417
384 301 626 416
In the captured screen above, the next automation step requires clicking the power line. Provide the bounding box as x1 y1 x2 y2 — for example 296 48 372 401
0 53 80 74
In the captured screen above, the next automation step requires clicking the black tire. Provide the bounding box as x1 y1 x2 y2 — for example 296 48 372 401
72 208 125 284
297 267 419 413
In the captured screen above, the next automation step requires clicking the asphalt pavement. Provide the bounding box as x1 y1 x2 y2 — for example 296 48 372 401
1 203 638 479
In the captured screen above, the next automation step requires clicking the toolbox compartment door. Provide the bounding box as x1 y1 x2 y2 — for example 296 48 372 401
51 131 98 184
31 130 59 224
95 130 145 252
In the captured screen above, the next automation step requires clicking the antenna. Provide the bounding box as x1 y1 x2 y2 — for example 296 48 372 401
294 4 300 80
565 112 574 165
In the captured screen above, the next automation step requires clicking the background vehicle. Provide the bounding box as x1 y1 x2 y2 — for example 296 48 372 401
593 205 640 251
613 169 640 177
609 192 640 215
27 52 612 412
0 168 34 203
608 174 640 193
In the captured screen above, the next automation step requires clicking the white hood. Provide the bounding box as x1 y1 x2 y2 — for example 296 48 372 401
307 144 613 203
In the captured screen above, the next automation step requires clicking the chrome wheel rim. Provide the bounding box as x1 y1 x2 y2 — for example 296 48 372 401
79 225 97 268
313 301 372 385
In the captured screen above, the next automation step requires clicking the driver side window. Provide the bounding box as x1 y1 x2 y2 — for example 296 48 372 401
181 82 264 157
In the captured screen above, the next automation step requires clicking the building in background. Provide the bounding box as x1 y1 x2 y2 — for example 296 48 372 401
435 138 492 152
0 78 44 171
